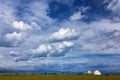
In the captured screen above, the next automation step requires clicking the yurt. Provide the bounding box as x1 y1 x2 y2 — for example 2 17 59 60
87 70 92 75
94 70 101 75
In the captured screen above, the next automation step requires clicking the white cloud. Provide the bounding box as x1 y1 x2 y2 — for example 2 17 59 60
30 41 74 58
5 32 25 41
50 41 74 52
30 22 41 31
31 44 51 57
80 6 90 13
70 11 84 21
49 41 74 57
84 19 120 32
12 21 32 31
28 1 53 24
14 56 30 62
11 41 74 62
69 6 89 21
62 41 74 47
12 21 41 32
5 31 26 46
80 29 95 40
50 28 79 42
76 19 120 53
106 0 120 16
33 44 51 54
0 1 15 24
9 51 19 57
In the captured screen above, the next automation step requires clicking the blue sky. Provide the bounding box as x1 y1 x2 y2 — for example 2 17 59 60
0 0 120 73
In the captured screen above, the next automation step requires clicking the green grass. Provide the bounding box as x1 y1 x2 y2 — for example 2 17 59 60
0 74 120 80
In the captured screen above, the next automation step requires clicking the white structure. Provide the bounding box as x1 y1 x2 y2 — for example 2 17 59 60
94 70 101 75
87 70 92 74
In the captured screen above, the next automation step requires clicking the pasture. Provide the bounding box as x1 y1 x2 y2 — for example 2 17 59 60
0 74 120 80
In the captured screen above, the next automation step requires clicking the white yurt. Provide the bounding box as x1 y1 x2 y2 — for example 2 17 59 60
87 70 92 75
94 70 101 75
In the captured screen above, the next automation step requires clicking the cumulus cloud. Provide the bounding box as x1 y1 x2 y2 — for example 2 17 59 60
31 44 51 58
50 28 79 42
5 32 25 41
69 6 90 21
106 0 120 16
11 41 74 62
8 50 31 62
49 41 74 57
14 55 30 62
70 11 84 21
30 41 74 58
12 21 32 31
5 32 26 46
9 51 19 57
12 21 41 32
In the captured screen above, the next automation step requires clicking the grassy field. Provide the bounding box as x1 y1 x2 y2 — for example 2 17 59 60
0 74 120 80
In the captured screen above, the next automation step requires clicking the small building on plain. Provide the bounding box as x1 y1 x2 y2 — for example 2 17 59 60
86 70 92 75
93 70 101 75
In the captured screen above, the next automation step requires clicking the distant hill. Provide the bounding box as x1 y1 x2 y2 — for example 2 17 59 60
0 67 17 74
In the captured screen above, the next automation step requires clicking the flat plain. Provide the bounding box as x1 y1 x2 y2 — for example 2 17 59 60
0 74 120 80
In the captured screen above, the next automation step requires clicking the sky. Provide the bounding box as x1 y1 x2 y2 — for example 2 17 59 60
0 0 120 73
